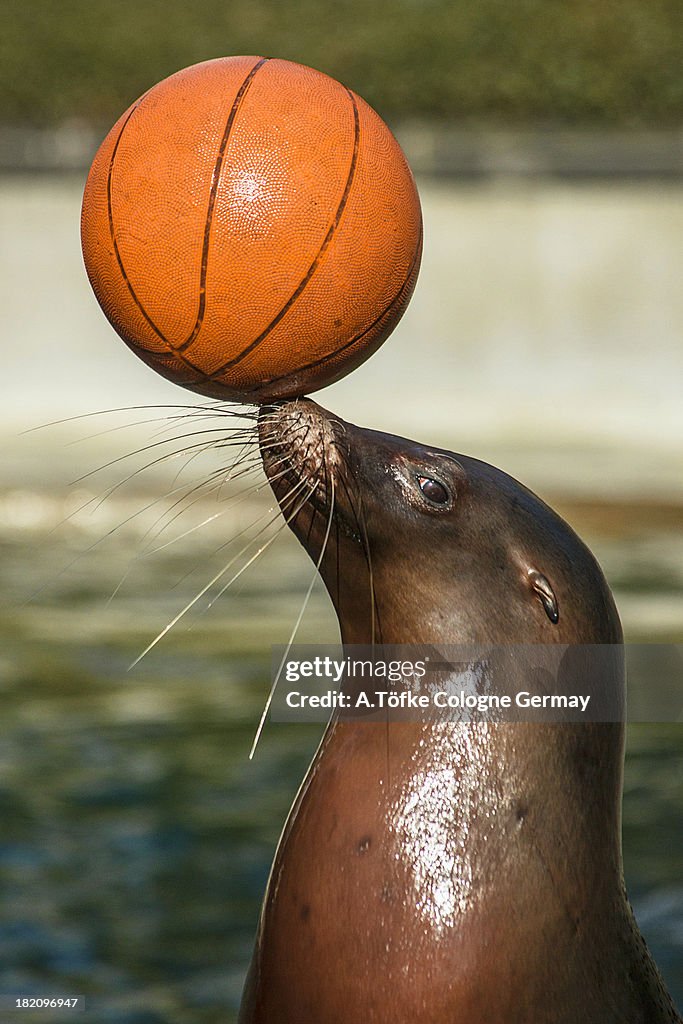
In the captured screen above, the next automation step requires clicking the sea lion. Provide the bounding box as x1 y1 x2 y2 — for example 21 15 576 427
239 398 681 1023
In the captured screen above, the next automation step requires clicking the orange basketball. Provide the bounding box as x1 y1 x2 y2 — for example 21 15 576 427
81 56 422 403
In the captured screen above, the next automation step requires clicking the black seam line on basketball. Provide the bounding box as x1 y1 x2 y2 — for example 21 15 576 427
177 55 269 355
204 86 362 379
104 56 266 378
106 98 208 377
106 103 169 344
248 238 423 391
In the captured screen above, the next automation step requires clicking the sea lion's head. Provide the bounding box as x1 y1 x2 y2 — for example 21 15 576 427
259 398 622 649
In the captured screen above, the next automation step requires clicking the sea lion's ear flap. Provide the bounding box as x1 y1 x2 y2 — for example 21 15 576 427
527 569 559 624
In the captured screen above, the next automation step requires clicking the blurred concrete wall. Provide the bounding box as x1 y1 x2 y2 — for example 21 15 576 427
1 175 681 500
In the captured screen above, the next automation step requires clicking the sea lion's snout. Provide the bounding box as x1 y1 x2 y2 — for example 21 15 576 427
258 398 345 519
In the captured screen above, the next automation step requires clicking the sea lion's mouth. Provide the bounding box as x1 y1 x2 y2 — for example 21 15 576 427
258 399 353 529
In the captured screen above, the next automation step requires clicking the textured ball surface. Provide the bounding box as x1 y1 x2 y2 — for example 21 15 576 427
81 56 422 402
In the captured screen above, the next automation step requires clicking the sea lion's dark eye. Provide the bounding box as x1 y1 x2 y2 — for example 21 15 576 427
417 476 450 505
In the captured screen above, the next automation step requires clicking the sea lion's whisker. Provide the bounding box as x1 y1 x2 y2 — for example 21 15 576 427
63 410 252 445
356 491 379 648
22 402 259 436
24 468 225 602
129 455 261 538
164 432 257 491
336 466 375 624
220 450 268 475
105 564 135 607
30 439 264 604
134 474 242 551
276 425 317 535
70 428 259 486
248 474 334 761
138 494 282 595
125 453 274 558
144 502 284 596
27 402 266 611
21 405 204 434
334 465 376 639
252 468 313 514
76 436 256 514
249 458 306 500
144 497 275 559
251 436 291 454
161 459 261 522
129 475 315 669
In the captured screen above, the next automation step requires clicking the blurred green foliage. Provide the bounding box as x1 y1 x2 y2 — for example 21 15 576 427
2 0 682 128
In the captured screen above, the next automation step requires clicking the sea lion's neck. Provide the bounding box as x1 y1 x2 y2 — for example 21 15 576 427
329 600 627 924
323 715 625 923
243 715 668 1023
